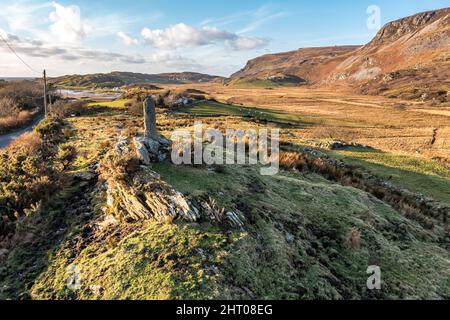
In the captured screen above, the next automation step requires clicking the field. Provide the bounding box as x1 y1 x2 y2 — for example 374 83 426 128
87 99 130 109
0 82 449 300
84 85 450 204
216 86 448 157
1 98 448 300
167 84 450 203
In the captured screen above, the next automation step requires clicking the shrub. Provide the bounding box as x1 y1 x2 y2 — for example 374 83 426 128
0 97 18 117
0 80 43 112
126 98 144 116
50 100 87 117
0 110 33 133
56 144 77 170
344 227 362 250
0 117 70 237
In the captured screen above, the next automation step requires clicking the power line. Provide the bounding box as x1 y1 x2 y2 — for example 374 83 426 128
0 33 41 75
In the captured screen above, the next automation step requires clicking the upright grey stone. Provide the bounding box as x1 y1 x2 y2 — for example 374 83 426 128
144 97 158 139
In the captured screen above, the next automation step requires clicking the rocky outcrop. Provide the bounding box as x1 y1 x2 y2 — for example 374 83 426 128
134 135 172 165
102 149 247 228
101 96 247 228
105 165 200 222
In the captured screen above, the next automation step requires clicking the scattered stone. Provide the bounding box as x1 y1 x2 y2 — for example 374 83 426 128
206 264 219 274
226 211 246 229
89 285 103 296
105 165 200 222
74 170 96 181
55 228 66 235
285 231 295 243
97 215 118 229
195 248 206 259
83 212 92 219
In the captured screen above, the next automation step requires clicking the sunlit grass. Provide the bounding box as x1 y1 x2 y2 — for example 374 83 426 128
330 149 450 205
177 100 309 127
87 99 130 109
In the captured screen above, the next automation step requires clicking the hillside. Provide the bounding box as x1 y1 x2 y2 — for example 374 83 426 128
1 5 450 302
230 46 359 85
52 71 225 89
0 102 448 300
230 8 450 102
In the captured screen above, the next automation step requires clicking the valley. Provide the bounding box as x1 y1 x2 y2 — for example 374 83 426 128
0 89 448 299
0 4 449 302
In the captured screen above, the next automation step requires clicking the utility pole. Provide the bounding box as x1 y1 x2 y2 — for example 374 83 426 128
43 69 48 117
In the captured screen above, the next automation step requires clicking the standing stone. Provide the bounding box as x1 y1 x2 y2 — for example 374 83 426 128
144 97 158 139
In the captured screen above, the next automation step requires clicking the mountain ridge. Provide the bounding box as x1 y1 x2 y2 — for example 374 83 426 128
53 71 225 88
230 7 450 102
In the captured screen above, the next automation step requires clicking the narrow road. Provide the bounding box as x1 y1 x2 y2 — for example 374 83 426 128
0 114 44 149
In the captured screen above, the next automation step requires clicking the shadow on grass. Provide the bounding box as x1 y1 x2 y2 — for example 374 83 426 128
175 101 315 128
326 148 450 206
0 175 97 299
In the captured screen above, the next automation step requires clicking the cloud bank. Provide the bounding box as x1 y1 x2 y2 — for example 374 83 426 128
0 29 145 64
139 23 268 50
49 2 87 43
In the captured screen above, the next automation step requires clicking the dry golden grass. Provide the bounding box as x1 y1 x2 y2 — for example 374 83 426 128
0 110 33 133
162 83 450 161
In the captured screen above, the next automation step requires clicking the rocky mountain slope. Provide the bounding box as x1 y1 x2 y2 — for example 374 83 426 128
53 71 225 89
230 46 359 85
230 8 450 102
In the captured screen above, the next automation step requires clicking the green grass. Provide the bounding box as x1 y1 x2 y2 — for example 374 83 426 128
10 160 447 300
329 149 450 205
30 222 235 300
2 106 449 300
231 78 300 88
177 101 309 127
87 99 130 109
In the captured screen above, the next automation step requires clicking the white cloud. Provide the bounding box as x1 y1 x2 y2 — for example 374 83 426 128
226 36 267 51
238 5 288 34
148 51 201 70
0 1 50 32
0 29 145 64
117 31 139 46
49 2 88 43
141 23 267 50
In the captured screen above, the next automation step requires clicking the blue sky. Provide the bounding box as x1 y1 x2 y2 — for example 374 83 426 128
0 0 448 77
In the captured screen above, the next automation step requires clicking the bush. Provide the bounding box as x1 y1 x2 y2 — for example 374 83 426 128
126 98 143 116
0 110 33 134
50 100 87 117
0 80 43 112
56 144 77 170
0 117 69 237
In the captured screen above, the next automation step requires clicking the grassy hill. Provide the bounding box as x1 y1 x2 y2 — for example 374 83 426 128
229 8 450 103
0 101 448 300
52 71 225 89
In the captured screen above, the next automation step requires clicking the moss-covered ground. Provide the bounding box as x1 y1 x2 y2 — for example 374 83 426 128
0 102 448 300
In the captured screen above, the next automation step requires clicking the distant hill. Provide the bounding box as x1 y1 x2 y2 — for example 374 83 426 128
230 46 359 85
230 8 450 102
52 71 225 89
